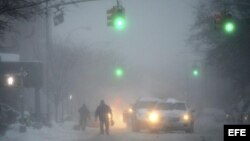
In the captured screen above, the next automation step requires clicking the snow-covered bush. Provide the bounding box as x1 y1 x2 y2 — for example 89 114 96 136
0 103 20 135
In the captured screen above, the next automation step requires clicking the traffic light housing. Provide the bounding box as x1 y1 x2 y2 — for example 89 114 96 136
107 6 126 30
214 11 236 34
107 6 116 26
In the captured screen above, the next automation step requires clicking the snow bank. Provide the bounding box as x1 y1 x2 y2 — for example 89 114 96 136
195 108 224 138
198 108 226 122
0 121 95 141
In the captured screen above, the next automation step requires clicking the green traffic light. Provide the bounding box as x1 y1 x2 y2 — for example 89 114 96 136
192 69 199 77
115 68 124 78
113 16 126 30
223 21 235 34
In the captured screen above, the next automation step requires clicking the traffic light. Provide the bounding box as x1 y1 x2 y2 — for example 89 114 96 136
107 6 116 26
192 69 199 77
223 20 235 34
114 67 124 78
107 6 126 30
214 11 236 34
53 10 64 26
192 66 200 77
113 8 126 30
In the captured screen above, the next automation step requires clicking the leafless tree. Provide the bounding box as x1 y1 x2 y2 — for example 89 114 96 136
0 0 44 36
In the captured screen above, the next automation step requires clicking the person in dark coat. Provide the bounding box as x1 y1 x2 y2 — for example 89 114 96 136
95 100 113 135
78 103 90 131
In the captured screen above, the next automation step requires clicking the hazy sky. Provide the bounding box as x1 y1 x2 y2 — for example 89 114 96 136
53 0 199 68
0 0 233 115
51 0 201 99
2 0 202 105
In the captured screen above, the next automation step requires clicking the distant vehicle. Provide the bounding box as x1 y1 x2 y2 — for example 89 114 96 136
150 98 194 133
241 100 250 124
225 99 250 124
122 105 134 127
242 110 250 124
130 97 163 132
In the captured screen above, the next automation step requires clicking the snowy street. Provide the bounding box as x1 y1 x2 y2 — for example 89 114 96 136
1 115 223 141
1 0 247 140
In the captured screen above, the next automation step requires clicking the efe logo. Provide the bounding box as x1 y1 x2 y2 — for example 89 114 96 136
224 125 250 141
228 129 246 136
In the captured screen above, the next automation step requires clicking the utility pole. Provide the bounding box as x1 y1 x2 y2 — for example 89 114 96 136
44 0 99 122
45 0 51 122
18 67 28 132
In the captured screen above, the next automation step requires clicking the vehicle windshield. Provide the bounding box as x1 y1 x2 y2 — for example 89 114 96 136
135 101 157 109
157 102 186 110
174 103 186 110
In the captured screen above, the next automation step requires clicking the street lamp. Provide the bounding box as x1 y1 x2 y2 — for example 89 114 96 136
3 68 28 132
6 75 15 86
69 94 73 100
69 94 73 117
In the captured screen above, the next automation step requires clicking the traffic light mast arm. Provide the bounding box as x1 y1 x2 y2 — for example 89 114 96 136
0 0 99 15
116 0 121 7
48 0 99 9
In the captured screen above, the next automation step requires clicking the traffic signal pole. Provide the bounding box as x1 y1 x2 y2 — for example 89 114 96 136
45 0 51 122
213 1 250 34
44 0 99 122
116 0 121 6
106 0 126 30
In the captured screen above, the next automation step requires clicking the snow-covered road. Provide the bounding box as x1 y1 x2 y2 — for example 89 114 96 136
1 117 223 141
77 128 221 141
1 108 226 141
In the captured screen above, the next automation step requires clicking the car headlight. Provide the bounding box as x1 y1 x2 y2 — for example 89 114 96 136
244 115 248 121
148 112 159 123
183 114 191 121
108 113 111 119
128 108 133 113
